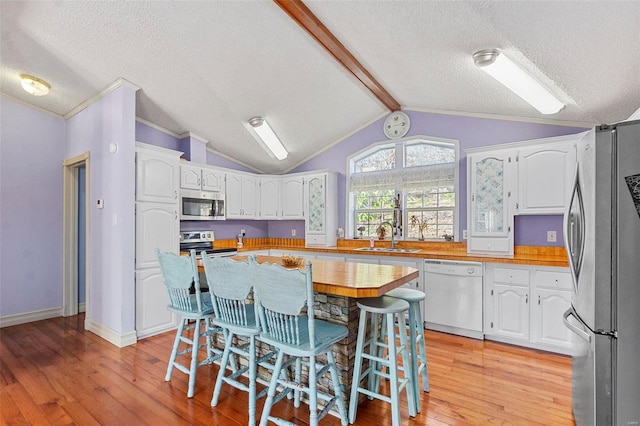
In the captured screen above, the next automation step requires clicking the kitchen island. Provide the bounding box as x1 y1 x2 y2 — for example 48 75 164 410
203 255 419 415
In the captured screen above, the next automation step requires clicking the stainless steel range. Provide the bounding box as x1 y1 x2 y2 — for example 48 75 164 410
179 230 237 258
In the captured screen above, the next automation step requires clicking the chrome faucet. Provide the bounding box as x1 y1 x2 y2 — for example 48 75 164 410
379 221 397 249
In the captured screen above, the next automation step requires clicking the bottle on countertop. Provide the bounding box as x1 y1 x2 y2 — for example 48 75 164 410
369 237 374 248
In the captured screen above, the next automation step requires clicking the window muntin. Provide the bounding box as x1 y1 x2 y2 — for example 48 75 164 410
354 147 395 173
405 141 456 167
349 137 458 241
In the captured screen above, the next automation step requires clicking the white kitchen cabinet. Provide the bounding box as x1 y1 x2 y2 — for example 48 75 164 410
484 263 572 354
226 172 257 219
491 283 530 341
135 202 179 269
135 143 181 339
485 265 530 342
180 164 225 192
516 138 576 215
313 253 346 262
281 176 305 219
467 150 515 256
530 269 573 351
258 176 279 219
135 268 177 339
344 255 379 264
136 144 180 203
304 172 338 247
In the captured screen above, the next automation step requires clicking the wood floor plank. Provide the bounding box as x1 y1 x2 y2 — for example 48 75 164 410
0 315 574 425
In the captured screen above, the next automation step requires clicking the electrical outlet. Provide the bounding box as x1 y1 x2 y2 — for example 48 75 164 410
291 229 296 237
547 231 557 242
463 230 468 239
240 229 246 236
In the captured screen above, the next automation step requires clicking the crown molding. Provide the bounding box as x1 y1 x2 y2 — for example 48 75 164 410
404 106 595 129
63 78 141 120
0 92 64 119
178 131 209 144
282 112 388 174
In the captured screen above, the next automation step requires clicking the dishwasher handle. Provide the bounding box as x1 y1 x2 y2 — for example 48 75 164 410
424 260 483 277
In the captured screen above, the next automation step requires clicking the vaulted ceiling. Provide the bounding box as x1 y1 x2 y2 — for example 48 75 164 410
1 1 638 173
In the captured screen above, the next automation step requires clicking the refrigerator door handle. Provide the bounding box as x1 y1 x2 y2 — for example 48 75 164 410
563 306 591 343
563 157 585 291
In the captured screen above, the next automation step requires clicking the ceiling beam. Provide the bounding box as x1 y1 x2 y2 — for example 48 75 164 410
273 0 401 112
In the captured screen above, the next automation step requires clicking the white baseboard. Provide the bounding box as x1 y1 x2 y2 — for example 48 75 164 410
0 307 62 328
85 318 137 348
78 302 86 313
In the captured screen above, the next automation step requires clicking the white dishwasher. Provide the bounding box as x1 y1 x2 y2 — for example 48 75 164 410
423 259 484 339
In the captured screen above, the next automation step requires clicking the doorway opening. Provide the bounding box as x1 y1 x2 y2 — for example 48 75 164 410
62 152 90 321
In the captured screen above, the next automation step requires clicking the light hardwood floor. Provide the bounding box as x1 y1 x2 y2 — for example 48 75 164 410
0 314 574 425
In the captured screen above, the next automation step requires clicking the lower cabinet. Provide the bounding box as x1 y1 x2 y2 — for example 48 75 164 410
135 268 177 339
484 263 572 354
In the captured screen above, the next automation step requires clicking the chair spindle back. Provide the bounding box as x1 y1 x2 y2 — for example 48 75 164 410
253 260 316 348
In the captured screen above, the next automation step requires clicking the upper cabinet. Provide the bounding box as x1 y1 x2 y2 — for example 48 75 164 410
516 137 577 215
258 176 280 219
466 132 583 256
304 172 338 247
226 172 257 219
281 176 305 219
180 163 224 192
136 144 180 203
467 150 515 256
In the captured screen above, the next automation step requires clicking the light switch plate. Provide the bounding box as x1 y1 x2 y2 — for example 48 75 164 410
547 231 557 242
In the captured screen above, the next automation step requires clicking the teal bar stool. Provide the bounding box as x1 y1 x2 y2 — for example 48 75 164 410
349 295 416 426
156 249 224 398
385 287 430 412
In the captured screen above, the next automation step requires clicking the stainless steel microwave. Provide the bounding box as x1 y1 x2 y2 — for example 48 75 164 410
180 190 225 221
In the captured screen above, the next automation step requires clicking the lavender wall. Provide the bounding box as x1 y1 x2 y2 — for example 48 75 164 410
0 98 65 317
135 121 181 151
291 110 586 245
66 86 137 336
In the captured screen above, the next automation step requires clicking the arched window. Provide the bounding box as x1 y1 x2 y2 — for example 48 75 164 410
348 136 459 241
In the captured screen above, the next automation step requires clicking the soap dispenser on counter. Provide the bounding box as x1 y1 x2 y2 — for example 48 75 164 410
237 230 245 248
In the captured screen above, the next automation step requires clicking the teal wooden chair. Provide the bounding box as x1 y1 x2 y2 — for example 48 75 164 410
253 260 348 426
201 254 279 426
156 248 223 398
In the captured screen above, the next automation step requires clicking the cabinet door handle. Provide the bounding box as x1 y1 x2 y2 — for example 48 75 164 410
525 294 529 304
538 295 541 305
174 211 178 220
174 190 178 199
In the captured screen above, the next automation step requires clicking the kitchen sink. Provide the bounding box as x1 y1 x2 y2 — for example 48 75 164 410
354 247 421 254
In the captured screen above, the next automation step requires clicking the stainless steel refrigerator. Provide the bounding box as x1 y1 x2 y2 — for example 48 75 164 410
563 120 640 426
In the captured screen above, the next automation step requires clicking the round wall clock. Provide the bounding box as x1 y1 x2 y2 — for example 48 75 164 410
383 111 410 139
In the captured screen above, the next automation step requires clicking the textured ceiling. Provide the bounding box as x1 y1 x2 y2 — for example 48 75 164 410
1 1 638 173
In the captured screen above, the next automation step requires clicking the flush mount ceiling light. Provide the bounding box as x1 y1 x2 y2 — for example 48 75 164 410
248 117 288 160
20 74 51 96
473 49 564 115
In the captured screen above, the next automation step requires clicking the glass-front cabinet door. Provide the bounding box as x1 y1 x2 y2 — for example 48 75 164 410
306 175 325 233
468 151 514 255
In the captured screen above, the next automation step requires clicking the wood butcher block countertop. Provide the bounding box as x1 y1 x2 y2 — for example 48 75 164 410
221 239 570 268
226 255 419 298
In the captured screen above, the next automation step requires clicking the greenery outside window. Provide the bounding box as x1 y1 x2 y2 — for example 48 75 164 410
348 137 459 241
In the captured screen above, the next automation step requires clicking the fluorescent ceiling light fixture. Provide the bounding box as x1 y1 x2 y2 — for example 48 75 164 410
473 49 564 115
248 117 288 160
20 74 50 96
